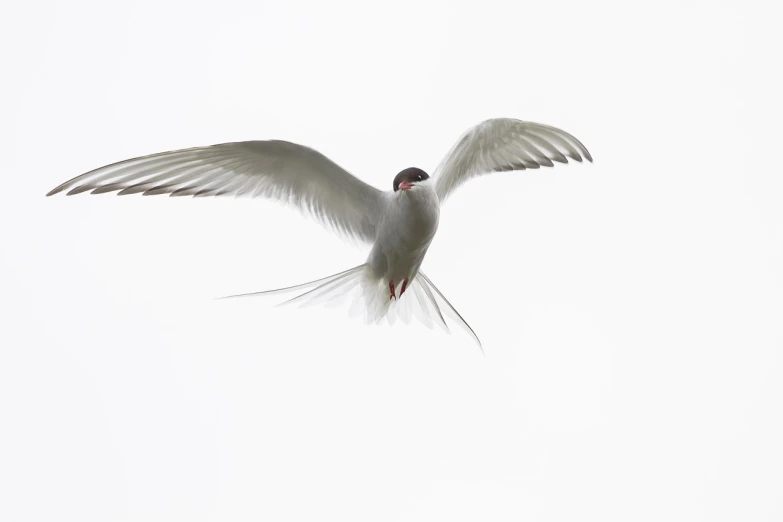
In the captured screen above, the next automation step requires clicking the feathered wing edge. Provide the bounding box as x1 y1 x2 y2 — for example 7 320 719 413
219 265 482 351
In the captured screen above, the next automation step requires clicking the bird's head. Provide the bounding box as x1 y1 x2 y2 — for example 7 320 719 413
393 167 430 192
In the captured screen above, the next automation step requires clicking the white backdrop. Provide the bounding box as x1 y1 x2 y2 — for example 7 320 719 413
2 0 782 521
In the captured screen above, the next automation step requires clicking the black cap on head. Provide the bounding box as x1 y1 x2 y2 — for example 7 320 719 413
393 167 430 191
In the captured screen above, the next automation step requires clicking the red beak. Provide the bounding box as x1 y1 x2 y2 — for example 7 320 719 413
399 181 414 190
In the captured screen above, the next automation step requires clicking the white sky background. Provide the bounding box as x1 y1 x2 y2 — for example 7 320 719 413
2 0 782 520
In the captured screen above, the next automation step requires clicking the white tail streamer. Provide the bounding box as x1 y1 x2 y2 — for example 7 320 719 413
219 265 481 350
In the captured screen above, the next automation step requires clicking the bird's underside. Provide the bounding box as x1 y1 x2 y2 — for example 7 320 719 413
47 118 592 348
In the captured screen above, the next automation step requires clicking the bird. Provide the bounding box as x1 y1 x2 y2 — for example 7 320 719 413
47 118 592 348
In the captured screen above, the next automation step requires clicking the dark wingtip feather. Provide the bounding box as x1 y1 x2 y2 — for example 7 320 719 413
66 185 94 196
91 185 121 195
116 186 138 196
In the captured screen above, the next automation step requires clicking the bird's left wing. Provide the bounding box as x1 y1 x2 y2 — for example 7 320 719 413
433 118 592 203
47 140 383 243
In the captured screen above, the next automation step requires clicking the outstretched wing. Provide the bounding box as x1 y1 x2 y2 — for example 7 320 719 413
47 140 383 243
434 118 592 203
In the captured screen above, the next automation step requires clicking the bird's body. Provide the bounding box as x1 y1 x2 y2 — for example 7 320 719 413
369 178 439 294
47 118 592 347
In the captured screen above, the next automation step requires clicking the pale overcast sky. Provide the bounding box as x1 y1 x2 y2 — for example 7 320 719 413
2 0 782 521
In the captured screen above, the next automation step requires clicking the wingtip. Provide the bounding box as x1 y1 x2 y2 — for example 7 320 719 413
65 185 93 196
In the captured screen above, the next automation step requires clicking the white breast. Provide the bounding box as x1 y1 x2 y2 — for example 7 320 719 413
367 180 440 283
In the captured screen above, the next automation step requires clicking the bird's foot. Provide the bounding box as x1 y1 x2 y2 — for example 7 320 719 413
389 281 396 301
400 279 409 297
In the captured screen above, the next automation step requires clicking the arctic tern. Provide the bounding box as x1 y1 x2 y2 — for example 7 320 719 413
47 118 592 347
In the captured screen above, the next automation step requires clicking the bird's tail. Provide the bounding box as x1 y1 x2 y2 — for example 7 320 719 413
219 265 481 349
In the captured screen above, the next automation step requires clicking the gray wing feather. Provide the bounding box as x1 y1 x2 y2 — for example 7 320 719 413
434 118 592 203
47 140 382 243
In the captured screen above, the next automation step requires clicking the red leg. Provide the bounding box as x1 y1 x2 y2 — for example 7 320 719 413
389 281 396 301
400 279 409 297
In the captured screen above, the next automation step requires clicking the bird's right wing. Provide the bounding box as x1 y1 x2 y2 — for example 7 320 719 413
47 140 383 243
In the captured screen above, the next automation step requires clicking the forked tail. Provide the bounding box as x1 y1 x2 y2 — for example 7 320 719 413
219 265 481 350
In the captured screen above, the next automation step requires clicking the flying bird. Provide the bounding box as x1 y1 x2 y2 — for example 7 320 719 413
47 118 592 347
